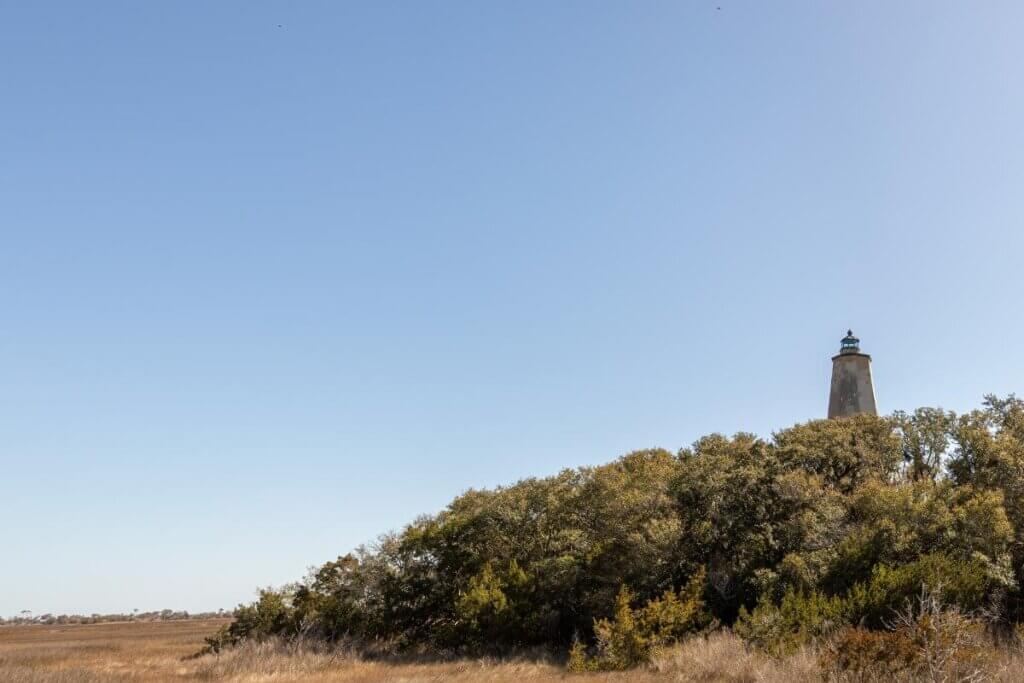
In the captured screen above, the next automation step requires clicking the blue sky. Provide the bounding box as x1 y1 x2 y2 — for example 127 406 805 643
3 1 1023 616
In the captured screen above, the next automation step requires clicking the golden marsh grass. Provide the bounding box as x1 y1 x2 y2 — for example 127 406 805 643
2 619 1023 682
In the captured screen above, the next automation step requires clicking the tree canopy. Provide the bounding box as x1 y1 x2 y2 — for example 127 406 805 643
208 396 1024 664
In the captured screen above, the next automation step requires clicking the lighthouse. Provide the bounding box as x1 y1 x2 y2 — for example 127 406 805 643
827 330 877 418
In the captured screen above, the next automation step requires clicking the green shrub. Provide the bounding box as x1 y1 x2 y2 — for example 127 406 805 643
202 589 293 653
566 638 590 672
842 554 990 628
636 567 713 646
569 570 712 671
587 586 649 670
734 589 846 655
454 563 510 645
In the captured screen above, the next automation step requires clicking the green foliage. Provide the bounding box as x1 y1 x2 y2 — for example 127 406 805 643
203 589 292 653
774 414 902 493
212 396 1024 669
565 638 590 672
453 561 534 646
636 567 713 644
894 407 954 482
843 554 992 628
734 589 846 655
673 434 843 620
588 586 648 670
571 571 713 671
736 553 993 655
230 590 291 640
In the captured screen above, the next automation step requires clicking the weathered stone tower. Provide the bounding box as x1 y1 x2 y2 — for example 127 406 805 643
827 330 877 418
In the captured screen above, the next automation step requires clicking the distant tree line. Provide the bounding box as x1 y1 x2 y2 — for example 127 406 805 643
1 609 229 626
205 396 1024 670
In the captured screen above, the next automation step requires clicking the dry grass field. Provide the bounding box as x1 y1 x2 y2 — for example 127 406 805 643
2 618 1023 682
0 619 820 682
0 619 224 681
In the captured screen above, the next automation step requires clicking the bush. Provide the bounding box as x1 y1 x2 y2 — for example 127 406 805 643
842 554 991 629
636 567 713 646
587 586 649 670
454 562 516 646
203 589 293 654
734 589 846 655
569 570 712 671
823 627 920 679
823 588 994 682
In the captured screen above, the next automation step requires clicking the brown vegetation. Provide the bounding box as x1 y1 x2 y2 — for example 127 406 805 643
0 619 225 681
3 619 1023 682
0 619 814 681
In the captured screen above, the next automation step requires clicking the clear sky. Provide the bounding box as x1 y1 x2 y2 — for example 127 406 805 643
3 1 1024 617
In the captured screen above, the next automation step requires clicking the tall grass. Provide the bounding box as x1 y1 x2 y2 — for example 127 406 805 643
2 620 1024 682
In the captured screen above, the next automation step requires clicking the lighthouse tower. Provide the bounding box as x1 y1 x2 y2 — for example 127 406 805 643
827 330 877 418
